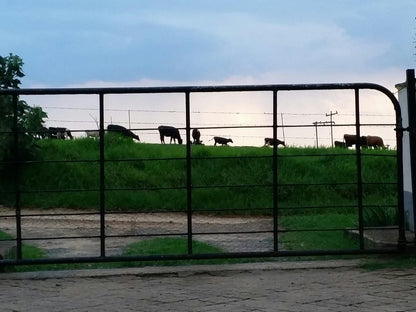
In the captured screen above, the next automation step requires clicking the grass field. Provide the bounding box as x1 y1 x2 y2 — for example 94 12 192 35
0 135 401 271
0 134 398 221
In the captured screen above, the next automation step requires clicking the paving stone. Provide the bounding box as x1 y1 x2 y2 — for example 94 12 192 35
2 260 416 311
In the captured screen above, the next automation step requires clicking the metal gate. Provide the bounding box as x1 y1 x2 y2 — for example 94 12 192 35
0 82 408 267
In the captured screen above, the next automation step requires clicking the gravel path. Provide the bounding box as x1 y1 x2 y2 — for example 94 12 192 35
0 207 275 258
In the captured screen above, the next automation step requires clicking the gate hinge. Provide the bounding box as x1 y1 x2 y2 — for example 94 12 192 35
395 126 416 134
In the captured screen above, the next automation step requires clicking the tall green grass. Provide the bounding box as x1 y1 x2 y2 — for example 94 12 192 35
0 135 398 218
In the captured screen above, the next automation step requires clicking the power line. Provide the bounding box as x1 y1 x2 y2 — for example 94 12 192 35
36 105 394 118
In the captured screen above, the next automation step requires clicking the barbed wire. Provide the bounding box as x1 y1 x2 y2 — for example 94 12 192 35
36 105 394 117
39 104 396 145
68 128 397 143
47 119 396 130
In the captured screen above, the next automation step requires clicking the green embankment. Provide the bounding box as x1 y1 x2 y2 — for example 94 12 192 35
1 134 397 217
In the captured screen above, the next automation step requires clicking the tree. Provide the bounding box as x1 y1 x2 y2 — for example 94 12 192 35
0 53 25 89
0 53 47 165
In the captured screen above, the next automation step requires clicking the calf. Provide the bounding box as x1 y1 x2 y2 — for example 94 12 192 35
334 141 347 148
107 124 140 141
214 136 233 146
158 125 183 144
264 137 285 147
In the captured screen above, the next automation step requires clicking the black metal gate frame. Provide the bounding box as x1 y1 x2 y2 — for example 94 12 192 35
0 82 407 266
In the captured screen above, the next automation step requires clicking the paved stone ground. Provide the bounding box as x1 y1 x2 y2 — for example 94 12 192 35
1 259 416 311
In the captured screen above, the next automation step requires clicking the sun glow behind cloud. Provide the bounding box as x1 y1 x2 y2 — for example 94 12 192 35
23 69 401 148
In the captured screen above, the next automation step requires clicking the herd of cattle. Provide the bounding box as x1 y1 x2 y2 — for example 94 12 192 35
36 125 385 149
335 134 385 149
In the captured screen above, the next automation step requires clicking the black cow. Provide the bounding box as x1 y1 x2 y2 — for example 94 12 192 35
214 136 233 146
334 141 347 148
36 126 49 139
192 128 202 144
107 124 140 141
158 125 183 144
45 127 74 139
343 134 367 148
264 138 285 147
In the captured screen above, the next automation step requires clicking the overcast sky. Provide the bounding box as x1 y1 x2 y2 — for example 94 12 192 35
1 1 415 146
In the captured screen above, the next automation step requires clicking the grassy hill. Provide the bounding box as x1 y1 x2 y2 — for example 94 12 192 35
0 134 398 216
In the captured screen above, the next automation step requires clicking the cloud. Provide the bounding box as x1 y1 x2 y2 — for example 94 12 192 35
138 10 390 75
4 1 413 87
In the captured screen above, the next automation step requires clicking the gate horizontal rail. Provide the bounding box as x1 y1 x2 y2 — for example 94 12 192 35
0 82 407 267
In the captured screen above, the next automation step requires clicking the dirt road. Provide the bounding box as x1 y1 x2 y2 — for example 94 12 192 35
0 207 274 258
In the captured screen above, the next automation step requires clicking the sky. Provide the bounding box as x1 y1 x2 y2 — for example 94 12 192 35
1 1 415 147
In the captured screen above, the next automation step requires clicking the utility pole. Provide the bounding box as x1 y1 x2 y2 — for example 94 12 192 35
128 110 131 129
326 111 338 147
313 121 319 148
313 121 334 148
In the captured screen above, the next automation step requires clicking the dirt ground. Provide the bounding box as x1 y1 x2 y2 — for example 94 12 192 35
1 206 408 260
0 206 275 258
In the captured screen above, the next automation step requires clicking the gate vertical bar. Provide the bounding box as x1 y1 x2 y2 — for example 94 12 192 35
395 91 407 250
272 90 279 252
185 91 193 255
12 94 22 260
354 89 364 249
99 93 106 257
406 69 416 243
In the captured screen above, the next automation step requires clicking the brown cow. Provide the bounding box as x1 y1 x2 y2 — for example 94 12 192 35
343 134 367 148
366 135 384 149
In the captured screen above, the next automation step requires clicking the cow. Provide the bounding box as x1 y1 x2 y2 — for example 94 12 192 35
85 130 100 138
36 126 49 139
343 134 367 148
214 136 233 146
264 138 285 147
47 127 74 140
107 124 140 141
365 135 385 149
158 125 183 144
192 128 202 144
334 141 347 148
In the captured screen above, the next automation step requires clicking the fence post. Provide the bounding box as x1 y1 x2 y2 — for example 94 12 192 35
407 70 416 241
397 69 416 239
